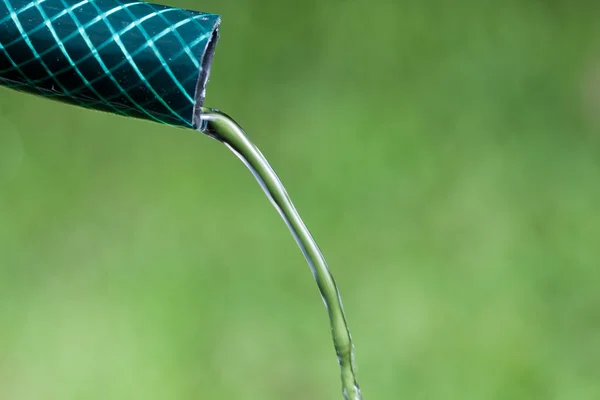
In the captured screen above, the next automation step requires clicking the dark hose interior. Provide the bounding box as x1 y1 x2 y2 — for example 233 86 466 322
193 25 220 128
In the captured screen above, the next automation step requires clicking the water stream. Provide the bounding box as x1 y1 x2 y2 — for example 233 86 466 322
198 107 362 400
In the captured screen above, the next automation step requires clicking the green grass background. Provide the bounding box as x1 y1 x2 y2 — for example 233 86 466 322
1 0 600 398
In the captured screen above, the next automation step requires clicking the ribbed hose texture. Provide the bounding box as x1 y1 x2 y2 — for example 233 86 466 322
0 0 220 128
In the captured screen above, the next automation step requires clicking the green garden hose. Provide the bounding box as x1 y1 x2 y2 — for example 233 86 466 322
0 0 220 128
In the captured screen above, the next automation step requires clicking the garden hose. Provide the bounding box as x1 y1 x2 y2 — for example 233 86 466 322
0 0 220 128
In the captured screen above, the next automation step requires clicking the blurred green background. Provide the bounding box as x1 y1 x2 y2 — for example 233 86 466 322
1 0 600 399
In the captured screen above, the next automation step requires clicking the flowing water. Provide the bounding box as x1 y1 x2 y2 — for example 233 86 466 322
198 107 362 400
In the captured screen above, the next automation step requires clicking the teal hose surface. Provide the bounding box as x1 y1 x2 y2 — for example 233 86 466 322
0 0 220 128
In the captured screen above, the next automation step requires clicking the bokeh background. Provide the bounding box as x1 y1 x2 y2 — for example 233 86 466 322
1 0 600 399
